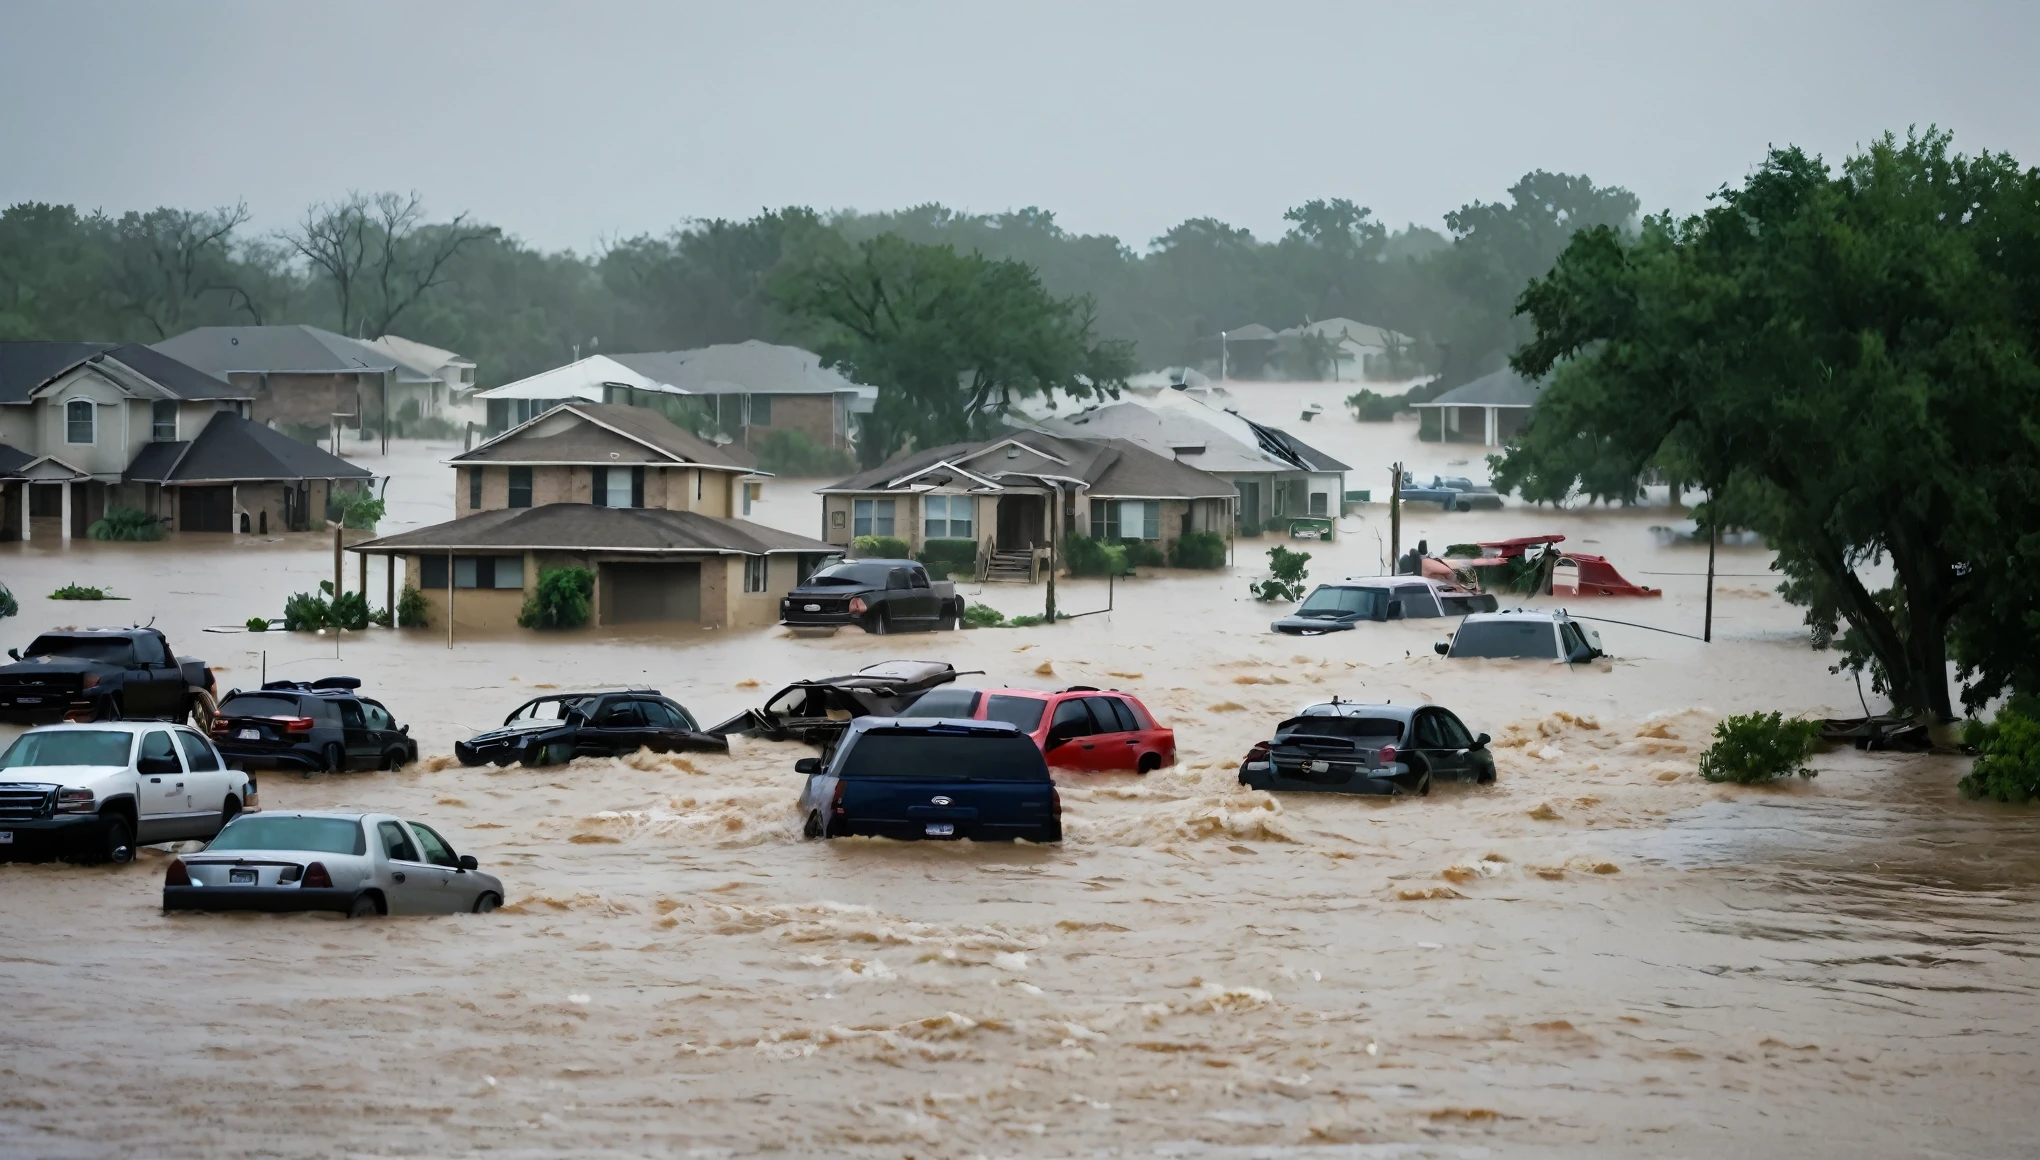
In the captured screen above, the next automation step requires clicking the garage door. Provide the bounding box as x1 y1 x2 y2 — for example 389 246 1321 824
601 562 701 625
179 486 235 533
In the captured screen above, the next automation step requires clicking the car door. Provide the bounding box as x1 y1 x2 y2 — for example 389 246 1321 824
173 728 235 833
1082 696 1143 771
1434 710 1489 782
360 700 402 762
904 567 938 626
337 700 378 770
1043 697 1102 770
129 633 184 718
1393 584 1442 619
374 818 443 915
134 727 194 841
404 821 473 913
580 699 648 755
1410 710 1469 783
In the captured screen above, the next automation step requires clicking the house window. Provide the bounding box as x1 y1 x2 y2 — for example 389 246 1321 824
744 555 769 592
452 555 525 589
749 394 771 426
1310 491 1329 516
853 498 895 537
66 400 95 444
152 400 178 441
924 495 972 540
590 465 643 508
468 467 482 510
508 467 532 508
1089 500 1159 541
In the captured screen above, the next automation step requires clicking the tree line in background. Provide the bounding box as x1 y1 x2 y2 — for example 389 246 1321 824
0 171 1639 398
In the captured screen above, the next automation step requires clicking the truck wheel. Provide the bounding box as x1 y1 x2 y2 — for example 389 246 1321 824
939 602 961 631
219 796 241 830
79 814 134 866
803 811 824 839
323 743 346 773
473 892 502 914
866 610 890 635
1416 773 1433 797
186 688 219 733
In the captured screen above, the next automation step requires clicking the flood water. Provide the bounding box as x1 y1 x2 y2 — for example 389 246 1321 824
2 389 2035 1158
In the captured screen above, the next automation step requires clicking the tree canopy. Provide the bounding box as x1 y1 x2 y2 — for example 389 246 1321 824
1496 130 2040 719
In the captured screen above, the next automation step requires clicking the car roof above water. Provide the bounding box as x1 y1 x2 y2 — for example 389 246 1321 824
16 720 197 736
1292 701 1422 722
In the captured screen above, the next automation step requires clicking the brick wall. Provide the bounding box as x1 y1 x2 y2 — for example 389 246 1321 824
746 393 840 448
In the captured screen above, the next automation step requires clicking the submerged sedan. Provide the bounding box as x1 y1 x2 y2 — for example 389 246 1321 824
163 811 504 917
1237 700 1495 796
1272 578 1496 634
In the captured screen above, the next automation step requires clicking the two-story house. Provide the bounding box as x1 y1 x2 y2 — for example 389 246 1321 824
1 341 372 540
348 402 838 630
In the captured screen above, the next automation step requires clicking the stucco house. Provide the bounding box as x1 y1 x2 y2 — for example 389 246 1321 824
349 402 836 630
1409 368 1545 446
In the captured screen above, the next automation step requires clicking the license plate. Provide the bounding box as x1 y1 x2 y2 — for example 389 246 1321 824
1306 759 1330 773
803 604 821 612
238 729 260 740
0 832 12 844
924 823 955 837
17 696 39 704
229 868 256 884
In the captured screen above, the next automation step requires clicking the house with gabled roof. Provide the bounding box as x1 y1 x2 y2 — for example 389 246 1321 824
348 401 836 630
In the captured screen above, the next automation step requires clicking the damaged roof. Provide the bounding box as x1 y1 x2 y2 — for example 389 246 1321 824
349 504 835 556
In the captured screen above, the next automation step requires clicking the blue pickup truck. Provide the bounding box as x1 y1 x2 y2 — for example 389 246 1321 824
795 717 1062 843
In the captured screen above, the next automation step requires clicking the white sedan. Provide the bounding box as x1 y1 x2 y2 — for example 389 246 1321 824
163 811 504 917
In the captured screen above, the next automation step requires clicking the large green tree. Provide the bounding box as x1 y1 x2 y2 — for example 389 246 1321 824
774 234 1134 466
1496 131 2040 720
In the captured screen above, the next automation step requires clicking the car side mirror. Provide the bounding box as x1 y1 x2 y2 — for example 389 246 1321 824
137 755 180 775
1433 641 1450 656
6 648 17 661
794 757 821 775
458 854 479 871
1474 732 1490 749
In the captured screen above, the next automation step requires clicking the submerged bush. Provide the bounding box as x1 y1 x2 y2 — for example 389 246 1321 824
1697 712 1821 784
0 583 17 618
1170 530 1227 569
1958 701 2040 803
917 538 979 579
1249 546 1311 602
963 603 1007 628
1345 389 1401 421
328 589 370 631
245 616 269 632
396 584 429 628
518 566 594 629
850 534 910 559
282 591 330 631
87 507 165 541
50 583 113 601
1120 539 1166 568
1063 534 1129 577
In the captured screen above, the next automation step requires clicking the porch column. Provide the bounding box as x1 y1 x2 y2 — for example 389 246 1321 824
1484 406 1498 446
60 481 72 541
17 483 28 542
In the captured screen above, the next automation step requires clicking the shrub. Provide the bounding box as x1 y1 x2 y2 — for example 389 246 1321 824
1237 517 1263 538
1170 530 1227 569
518 566 594 629
338 494 385 530
245 617 269 632
917 538 979 578
50 583 113 600
369 608 394 628
283 591 330 630
963 603 1007 628
1697 712 1821 784
1064 534 1129 577
0 583 17 618
396 584 429 628
328 589 370 631
1120 539 1166 568
1249 546 1311 602
1345 389 1401 421
1958 701 2040 803
1008 613 1047 627
87 507 165 541
1443 543 1484 558
754 429 857 477
850 534 910 559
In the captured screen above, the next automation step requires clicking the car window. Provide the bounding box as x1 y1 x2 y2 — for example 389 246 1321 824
908 568 930 590
408 822 459 868
339 700 367 728
139 729 182 770
664 701 699 731
907 688 982 719
1413 712 1447 748
1393 585 1440 617
221 694 303 718
378 819 421 862
174 730 221 771
1296 585 1384 617
1560 622 1592 659
638 700 682 729
1437 712 1475 748
23 635 136 665
1112 696 1151 730
211 815 365 855
0 729 133 769
1091 696 1138 733
808 562 891 586
133 633 169 666
837 732 1049 780
362 702 395 731
1449 620 1561 659
1280 716 1403 741
886 567 911 589
597 701 644 727
984 694 1047 732
1049 698 1097 738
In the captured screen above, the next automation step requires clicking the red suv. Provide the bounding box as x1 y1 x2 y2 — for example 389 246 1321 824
906 685 1175 773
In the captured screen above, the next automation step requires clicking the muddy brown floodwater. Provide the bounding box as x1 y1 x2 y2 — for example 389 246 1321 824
3 402 2037 1158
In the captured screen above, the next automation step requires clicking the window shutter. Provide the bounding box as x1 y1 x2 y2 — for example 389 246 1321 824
592 467 606 507
631 466 645 508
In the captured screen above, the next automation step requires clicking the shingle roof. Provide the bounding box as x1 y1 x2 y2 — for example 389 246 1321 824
1241 419 1351 472
0 441 34 476
100 344 246 400
820 428 1233 499
451 401 757 470
1085 438 1238 499
153 325 398 376
609 341 864 396
126 412 374 483
1040 401 1291 475
121 441 189 483
0 342 113 404
1410 368 1544 409
350 504 835 555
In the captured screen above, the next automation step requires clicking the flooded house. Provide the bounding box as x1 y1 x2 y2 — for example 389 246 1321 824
349 401 837 630
0 341 372 538
1409 367 1546 446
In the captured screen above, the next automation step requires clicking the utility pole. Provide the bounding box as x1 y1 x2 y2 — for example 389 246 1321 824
1389 462 1403 572
1220 331 1229 381
332 520 343 606
1044 486 1059 623
1703 518 1717 643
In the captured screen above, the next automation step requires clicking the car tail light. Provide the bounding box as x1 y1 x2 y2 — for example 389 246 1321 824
847 596 867 615
282 717 314 735
56 787 95 814
164 859 191 887
210 717 229 735
302 862 333 889
1377 745 1397 767
830 780 847 817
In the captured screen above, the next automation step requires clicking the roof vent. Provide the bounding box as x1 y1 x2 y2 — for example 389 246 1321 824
1006 447 1020 458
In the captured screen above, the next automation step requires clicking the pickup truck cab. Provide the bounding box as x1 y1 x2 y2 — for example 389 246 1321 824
0 628 216 725
0 721 259 863
780 559 963 634
796 717 1062 842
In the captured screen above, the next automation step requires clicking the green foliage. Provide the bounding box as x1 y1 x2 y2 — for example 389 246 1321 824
753 429 856 476
1345 389 1400 421
1696 713 1821 785
1063 534 1130 577
328 590 369 631
86 507 165 541
1007 613 1047 627
337 493 385 530
0 583 16 619
1169 530 1228 569
1499 130 2040 719
396 585 429 628
1236 517 1262 538
517 567 594 629
1443 543 1484 558
916 538 979 579
245 617 268 632
850 534 911 559
1959 702 2040 803
49 583 113 600
963 603 1008 628
1249 546 1311 602
369 607 394 628
282 591 330 630
1119 539 1166 568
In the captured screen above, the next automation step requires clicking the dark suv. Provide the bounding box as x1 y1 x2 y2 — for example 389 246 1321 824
211 678 418 774
454 690 727 767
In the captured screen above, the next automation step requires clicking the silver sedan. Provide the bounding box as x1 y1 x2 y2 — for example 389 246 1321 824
162 811 505 917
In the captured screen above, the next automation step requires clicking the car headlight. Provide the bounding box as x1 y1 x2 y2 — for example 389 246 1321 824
56 787 96 813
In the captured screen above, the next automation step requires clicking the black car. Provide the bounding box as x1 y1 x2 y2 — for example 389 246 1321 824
1271 578 1498 635
1238 700 1495 796
779 559 964 633
0 628 216 725
710 660 962 747
796 717 1061 843
455 690 727 767
212 678 418 774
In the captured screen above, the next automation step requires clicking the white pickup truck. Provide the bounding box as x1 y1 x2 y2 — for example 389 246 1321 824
0 722 259 864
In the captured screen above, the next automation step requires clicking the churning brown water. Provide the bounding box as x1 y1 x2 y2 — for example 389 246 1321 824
3 393 2036 1158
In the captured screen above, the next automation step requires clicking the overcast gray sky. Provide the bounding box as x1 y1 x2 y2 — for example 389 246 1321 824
3 0 2035 252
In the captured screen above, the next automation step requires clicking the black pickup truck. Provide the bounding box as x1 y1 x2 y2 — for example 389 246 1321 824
0 628 216 725
795 717 1061 842
779 559 964 634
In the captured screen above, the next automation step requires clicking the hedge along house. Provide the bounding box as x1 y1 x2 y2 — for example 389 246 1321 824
816 430 1237 582
1408 367 1546 446
347 401 837 631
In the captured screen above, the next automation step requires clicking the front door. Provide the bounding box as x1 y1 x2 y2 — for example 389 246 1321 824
339 701 378 769
1080 696 1141 771
996 495 1043 551
375 819 444 915
173 728 235 834
135 728 190 842
1410 710 1470 783
581 700 649 754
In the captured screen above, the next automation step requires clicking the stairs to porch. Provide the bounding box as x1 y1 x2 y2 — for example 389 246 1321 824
982 549 1037 583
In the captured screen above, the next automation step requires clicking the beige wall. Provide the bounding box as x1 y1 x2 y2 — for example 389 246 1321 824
745 393 840 448
460 461 746 518
237 371 381 429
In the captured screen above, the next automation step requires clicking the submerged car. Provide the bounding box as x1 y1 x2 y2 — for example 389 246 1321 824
779 559 965 633
711 660 961 747
1238 700 1494 796
1397 473 1504 512
163 811 504 917
455 690 726 767
0 627 217 725
1434 609 1605 662
212 677 418 774
1450 535 1661 598
796 717 1061 842
1272 577 1497 634
904 684 1175 773
0 721 258 863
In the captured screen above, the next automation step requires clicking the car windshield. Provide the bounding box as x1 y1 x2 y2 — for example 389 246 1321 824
1450 620 1559 659
984 694 1047 732
1295 586 1385 618
838 732 1048 780
207 815 367 855
507 697 594 723
0 730 132 769
220 695 304 718
906 688 982 718
23 635 135 664
806 563 893 587
1281 716 1404 741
